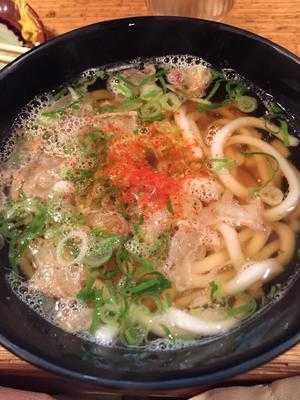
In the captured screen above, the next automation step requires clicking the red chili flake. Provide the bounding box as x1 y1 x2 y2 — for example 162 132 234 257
105 140 178 210
122 162 179 209
104 125 210 212
66 157 79 167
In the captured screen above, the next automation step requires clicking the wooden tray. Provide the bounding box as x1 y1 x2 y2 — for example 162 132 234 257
0 344 300 396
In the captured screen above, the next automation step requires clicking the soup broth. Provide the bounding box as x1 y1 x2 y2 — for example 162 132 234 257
0 56 299 347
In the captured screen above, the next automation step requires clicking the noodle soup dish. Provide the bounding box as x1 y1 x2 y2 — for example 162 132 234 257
1 56 299 348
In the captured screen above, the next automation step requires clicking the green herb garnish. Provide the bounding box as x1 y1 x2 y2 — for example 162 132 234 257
210 281 225 304
227 298 257 318
61 167 94 191
209 158 235 174
41 108 65 119
166 197 174 214
0 197 49 269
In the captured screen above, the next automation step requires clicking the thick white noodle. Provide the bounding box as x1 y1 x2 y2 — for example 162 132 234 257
157 307 237 336
228 135 300 221
174 105 204 158
224 258 282 295
218 223 245 269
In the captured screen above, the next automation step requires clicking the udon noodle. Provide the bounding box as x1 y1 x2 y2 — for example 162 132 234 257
0 57 299 346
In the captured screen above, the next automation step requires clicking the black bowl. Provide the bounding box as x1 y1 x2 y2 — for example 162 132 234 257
0 17 299 395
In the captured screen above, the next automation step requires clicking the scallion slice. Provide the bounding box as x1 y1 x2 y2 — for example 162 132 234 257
235 95 257 113
139 102 163 122
197 99 228 112
160 93 181 112
140 83 163 101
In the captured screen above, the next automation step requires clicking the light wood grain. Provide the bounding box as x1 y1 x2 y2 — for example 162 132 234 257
1 343 300 380
27 0 300 56
0 0 299 390
1 343 300 383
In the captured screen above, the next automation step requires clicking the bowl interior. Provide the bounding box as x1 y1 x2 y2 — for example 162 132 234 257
0 17 299 392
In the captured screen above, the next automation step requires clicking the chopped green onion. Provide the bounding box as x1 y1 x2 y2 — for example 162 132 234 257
0 197 49 270
97 105 118 113
68 86 80 101
158 76 167 93
227 298 256 318
166 197 174 214
132 214 144 237
41 108 65 119
61 167 94 189
129 272 171 295
118 98 143 111
140 83 163 101
205 80 222 101
225 81 248 99
139 102 163 122
97 98 143 114
87 233 123 268
123 323 146 346
197 99 228 112
160 93 181 112
139 74 156 86
126 252 155 274
210 281 224 304
209 158 235 174
279 120 290 147
264 118 297 147
161 324 175 341
76 276 97 301
235 95 257 113
266 101 285 117
69 99 81 110
211 69 225 80
114 74 135 98
90 289 103 334
52 87 69 101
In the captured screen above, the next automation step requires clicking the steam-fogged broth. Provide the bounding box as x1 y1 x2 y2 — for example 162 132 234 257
1 56 299 347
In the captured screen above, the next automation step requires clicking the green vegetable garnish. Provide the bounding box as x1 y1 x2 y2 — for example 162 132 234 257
235 95 257 113
166 197 174 214
128 272 171 295
227 298 257 318
266 101 285 118
205 79 222 101
61 168 94 191
114 74 135 98
89 289 103 334
199 75 257 113
76 234 171 344
139 102 163 122
140 83 163 101
0 197 49 269
279 120 290 147
41 108 65 119
123 323 146 346
197 100 228 112
210 281 225 304
85 228 125 268
225 81 248 100
160 93 181 112
209 158 235 174
161 324 175 341
76 275 97 302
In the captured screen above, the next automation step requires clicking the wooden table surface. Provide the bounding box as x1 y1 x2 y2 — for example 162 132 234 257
1 0 300 394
